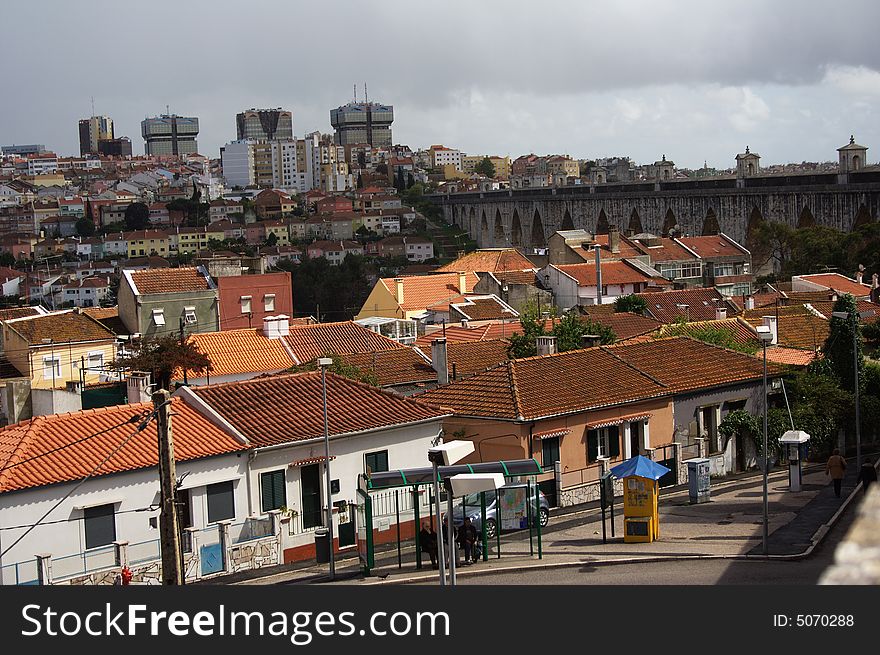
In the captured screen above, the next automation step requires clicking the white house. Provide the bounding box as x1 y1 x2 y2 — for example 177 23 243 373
0 399 251 585
178 372 449 563
542 259 668 309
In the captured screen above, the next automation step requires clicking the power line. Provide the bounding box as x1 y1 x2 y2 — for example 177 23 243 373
0 407 158 560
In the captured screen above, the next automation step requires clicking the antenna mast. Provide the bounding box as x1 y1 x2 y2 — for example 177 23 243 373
364 83 368 104
353 83 357 102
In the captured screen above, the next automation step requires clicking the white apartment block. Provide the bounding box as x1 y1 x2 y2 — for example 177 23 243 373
432 147 462 171
222 140 255 188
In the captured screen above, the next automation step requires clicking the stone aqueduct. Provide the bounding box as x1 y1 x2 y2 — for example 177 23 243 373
432 173 880 251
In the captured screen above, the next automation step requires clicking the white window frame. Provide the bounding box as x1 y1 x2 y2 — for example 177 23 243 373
184 307 198 325
264 293 276 312
240 295 252 314
152 308 166 326
42 355 61 381
87 350 104 370
596 428 612 459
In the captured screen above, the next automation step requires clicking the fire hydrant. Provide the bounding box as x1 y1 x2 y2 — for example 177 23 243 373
121 566 133 585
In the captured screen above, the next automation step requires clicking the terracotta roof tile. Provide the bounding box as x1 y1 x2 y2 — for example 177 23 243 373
283 321 405 364
488 270 538 285
762 347 817 366
638 287 740 323
656 317 759 347
743 310 830 351
422 347 667 420
4 310 115 344
580 309 662 341
189 372 448 448
450 296 517 321
0 399 247 494
436 249 536 274
0 307 41 321
446 340 511 378
183 329 295 378
129 267 213 295
380 272 480 313
338 348 436 386
630 235 698 262
553 260 660 286
795 273 872 297
677 235 746 258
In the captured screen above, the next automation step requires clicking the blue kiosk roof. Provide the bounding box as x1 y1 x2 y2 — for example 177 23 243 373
610 455 670 481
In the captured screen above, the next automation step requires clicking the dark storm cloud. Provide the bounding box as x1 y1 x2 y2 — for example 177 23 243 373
2 0 879 167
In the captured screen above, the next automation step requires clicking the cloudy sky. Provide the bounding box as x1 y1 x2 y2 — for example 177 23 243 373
4 1 880 169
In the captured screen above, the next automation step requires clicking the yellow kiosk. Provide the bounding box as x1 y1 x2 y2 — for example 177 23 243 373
610 455 670 543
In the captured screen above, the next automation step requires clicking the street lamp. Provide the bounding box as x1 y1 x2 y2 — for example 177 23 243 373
445 473 505 586
756 324 774 556
317 357 335 580
831 309 875 469
427 440 475 586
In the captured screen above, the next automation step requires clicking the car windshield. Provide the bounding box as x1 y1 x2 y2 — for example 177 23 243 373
460 490 495 509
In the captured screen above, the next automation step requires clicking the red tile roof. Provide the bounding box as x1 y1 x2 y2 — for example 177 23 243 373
677 235 747 258
188 372 448 448
630 235 699 263
446 340 511 378
0 399 247 494
656 317 759 347
794 273 872 298
0 307 41 322
338 348 436 386
283 321 405 364
4 310 116 344
183 329 295 378
422 347 668 420
436 249 536 274
380 272 480 313
762 347 817 367
553 260 658 286
129 267 212 295
580 308 662 340
742 310 830 350
638 287 740 323
450 296 517 321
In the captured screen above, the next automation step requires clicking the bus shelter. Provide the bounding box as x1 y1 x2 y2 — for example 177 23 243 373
356 458 544 575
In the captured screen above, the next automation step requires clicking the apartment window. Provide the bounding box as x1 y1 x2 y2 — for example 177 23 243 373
264 294 276 312
260 470 287 513
240 295 252 314
152 309 166 326
206 481 235 523
87 351 104 370
541 437 560 468
587 426 620 462
714 262 736 277
83 503 116 549
365 450 389 475
42 356 61 381
184 307 197 325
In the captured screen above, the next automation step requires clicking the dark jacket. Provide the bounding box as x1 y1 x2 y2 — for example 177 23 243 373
857 463 877 486
419 528 437 552
458 522 477 546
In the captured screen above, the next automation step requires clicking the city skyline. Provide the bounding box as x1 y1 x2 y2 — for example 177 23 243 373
2 1 879 168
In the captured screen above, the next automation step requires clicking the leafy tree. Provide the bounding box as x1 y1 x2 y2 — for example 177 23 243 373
395 167 406 192
824 293 864 394
266 232 279 247
407 172 415 189
357 172 364 189
75 214 96 237
719 409 760 456
114 334 212 391
474 157 496 178
357 151 366 169
659 320 759 355
376 163 388 175
508 304 614 358
0 252 16 268
614 294 647 314
124 202 150 231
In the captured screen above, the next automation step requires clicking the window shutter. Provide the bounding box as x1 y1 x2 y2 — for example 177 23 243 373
587 430 598 463
608 425 621 458
261 470 286 512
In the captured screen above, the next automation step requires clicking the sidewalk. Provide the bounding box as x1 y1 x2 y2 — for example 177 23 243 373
228 457 875 586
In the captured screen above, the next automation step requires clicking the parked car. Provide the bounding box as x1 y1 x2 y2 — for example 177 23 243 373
448 484 549 539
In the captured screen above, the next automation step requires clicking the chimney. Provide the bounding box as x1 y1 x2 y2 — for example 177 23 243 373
536 335 557 356
762 315 778 345
431 338 449 385
126 371 151 405
394 277 404 304
274 314 290 337
715 307 727 320
458 271 468 294
264 315 290 339
581 334 600 349
460 318 469 329
744 295 755 310
609 225 620 254
5 378 32 424
856 268 864 285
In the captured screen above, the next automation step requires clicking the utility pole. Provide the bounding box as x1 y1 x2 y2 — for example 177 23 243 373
155 389 183 585
179 317 188 385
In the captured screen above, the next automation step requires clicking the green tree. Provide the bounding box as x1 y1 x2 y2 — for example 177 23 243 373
124 202 150 231
474 156 496 178
288 353 378 386
614 294 647 314
659 320 759 355
824 293 864 394
357 172 364 189
407 172 415 189
75 214 96 237
395 167 406 192
266 231 279 247
114 334 212 391
508 304 614 358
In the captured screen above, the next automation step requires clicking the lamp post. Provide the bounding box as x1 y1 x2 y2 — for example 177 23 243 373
317 357 335 580
756 325 774 556
831 309 874 470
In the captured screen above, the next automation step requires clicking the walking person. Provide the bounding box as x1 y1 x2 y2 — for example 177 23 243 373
825 449 847 498
419 520 438 569
457 517 478 565
856 459 877 495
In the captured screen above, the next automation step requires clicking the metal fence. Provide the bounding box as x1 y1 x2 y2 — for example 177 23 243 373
51 544 118 581
1 560 39 585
